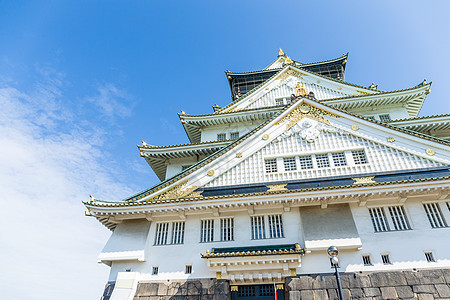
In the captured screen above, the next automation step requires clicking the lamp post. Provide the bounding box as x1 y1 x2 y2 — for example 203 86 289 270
328 246 344 300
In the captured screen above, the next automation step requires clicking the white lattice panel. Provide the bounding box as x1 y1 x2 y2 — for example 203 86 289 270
246 78 349 110
205 131 444 187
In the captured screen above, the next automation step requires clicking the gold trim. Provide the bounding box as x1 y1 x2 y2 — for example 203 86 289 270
290 269 297 276
216 272 222 279
426 148 435 156
207 170 215 176
276 284 284 290
275 104 339 130
262 134 270 140
231 286 238 292
387 137 395 143
267 184 287 192
352 176 375 184
151 180 198 201
351 124 359 131
236 152 243 158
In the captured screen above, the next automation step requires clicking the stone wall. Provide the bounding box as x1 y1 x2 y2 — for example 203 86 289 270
133 278 230 300
100 281 115 300
286 269 450 299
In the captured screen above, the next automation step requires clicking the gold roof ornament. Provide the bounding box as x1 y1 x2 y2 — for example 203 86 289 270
278 48 285 56
141 140 148 147
180 110 187 116
369 82 378 90
236 86 241 98
295 82 307 97
285 56 293 65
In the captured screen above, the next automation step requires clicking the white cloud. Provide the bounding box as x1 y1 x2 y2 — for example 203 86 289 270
86 83 134 119
0 69 134 299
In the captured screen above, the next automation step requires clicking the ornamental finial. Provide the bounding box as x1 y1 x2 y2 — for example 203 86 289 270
141 140 148 147
278 48 285 56
180 110 187 115
369 82 378 90
422 79 427 85
285 56 293 65
89 194 94 202
295 243 300 251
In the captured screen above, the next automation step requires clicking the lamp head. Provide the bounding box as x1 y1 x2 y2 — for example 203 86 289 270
328 246 339 258
331 256 339 265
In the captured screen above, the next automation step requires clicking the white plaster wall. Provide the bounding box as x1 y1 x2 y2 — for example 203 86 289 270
165 156 206 180
348 106 410 121
200 122 259 143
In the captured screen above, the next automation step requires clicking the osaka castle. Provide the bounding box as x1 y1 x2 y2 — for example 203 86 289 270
86 49 450 300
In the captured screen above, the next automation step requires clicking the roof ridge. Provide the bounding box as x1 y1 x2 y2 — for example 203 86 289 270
138 139 232 149
387 113 450 123
179 105 284 118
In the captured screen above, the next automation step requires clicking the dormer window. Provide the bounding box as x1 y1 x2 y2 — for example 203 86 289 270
379 114 391 122
230 132 239 139
217 133 226 141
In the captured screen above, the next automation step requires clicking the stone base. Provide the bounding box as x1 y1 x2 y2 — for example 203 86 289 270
133 278 230 300
286 268 450 299
100 281 115 300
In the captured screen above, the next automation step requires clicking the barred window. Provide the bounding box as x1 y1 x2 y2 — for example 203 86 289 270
220 218 234 241
268 214 284 238
316 154 330 168
379 114 391 122
423 203 447 228
332 152 347 167
155 223 170 245
298 156 313 169
217 133 226 141
185 265 192 274
275 98 284 106
152 266 159 275
362 255 372 266
425 252 435 262
171 222 185 244
381 254 391 264
369 207 390 232
251 215 266 239
283 157 297 171
352 150 368 165
387 206 410 230
265 159 278 173
201 219 214 243
230 132 239 139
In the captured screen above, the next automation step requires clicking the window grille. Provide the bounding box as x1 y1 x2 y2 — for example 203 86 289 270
259 285 275 296
155 223 169 245
152 266 159 275
275 98 284 106
423 203 447 228
352 150 368 165
265 159 278 173
185 265 192 274
238 285 256 297
362 255 372 266
268 214 284 238
388 206 410 230
381 254 391 264
251 216 266 239
283 157 297 171
316 154 330 168
217 133 226 141
220 218 234 241
171 222 185 244
425 252 435 262
201 219 214 243
332 152 347 167
298 156 313 169
379 114 391 122
230 132 239 139
369 207 390 232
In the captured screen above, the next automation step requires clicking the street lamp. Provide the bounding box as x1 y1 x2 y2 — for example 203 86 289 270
328 246 344 300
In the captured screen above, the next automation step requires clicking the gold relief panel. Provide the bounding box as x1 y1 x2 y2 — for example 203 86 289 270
352 176 376 185
207 170 215 176
426 148 435 156
151 180 199 201
262 134 270 140
387 137 395 143
266 184 287 192
236 152 243 158
351 124 359 131
275 104 339 130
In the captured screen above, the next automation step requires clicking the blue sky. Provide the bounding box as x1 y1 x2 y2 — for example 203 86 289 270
0 1 449 299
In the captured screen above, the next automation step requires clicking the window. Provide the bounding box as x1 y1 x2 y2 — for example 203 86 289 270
220 218 234 241
230 132 239 139
425 252 435 262
155 222 185 245
283 157 297 171
275 98 284 106
381 254 391 264
155 223 170 245
387 206 411 230
185 265 192 274
332 152 347 167
298 156 313 169
251 216 266 239
152 266 159 275
362 255 372 266
352 150 368 165
423 203 447 228
369 207 390 232
379 114 391 122
217 133 226 141
251 215 284 240
265 159 278 173
316 154 330 168
201 219 214 243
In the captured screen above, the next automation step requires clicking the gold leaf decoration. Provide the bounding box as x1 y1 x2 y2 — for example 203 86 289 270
151 180 199 201
351 124 359 131
387 137 395 143
426 148 435 156
207 170 215 176
236 152 243 158
352 176 376 185
275 104 339 130
262 134 270 140
267 184 287 192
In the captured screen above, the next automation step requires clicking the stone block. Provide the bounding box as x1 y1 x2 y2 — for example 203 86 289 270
327 288 338 299
289 290 301 300
364 287 381 297
370 271 407 287
350 288 364 298
413 285 437 294
396 286 414 298
405 270 446 285
209 280 229 295
313 289 329 300
186 281 202 295
435 284 450 298
158 283 168 295
442 268 450 284
286 278 301 291
135 283 159 296
343 289 351 300
300 290 314 299
380 287 397 299
298 276 314 289
212 294 229 300
417 294 434 300
167 281 187 296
